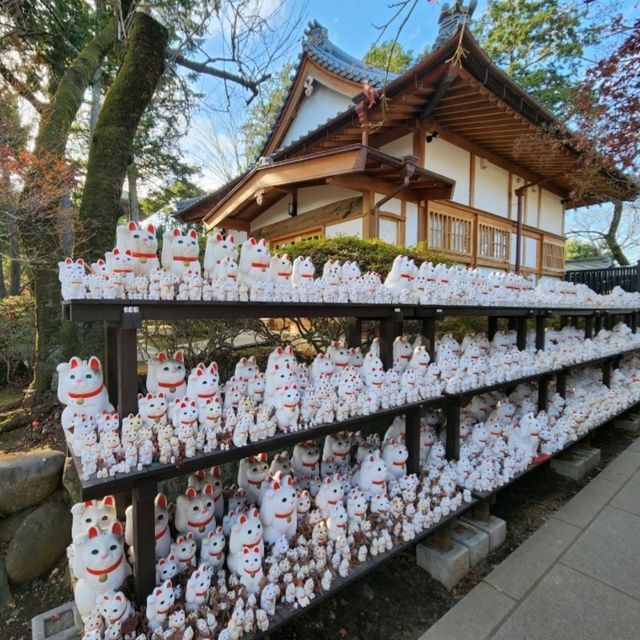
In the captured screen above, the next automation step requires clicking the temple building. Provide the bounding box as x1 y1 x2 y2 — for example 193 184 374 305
176 2 635 278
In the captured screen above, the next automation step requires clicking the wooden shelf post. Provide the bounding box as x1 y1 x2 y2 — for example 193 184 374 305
405 407 421 475
445 398 461 460
132 477 158 603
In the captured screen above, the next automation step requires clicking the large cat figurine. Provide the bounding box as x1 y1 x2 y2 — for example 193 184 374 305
57 356 113 433
146 351 187 403
115 221 159 276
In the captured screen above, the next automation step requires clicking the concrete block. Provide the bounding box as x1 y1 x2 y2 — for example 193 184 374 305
416 539 470 590
551 451 588 481
572 447 601 474
32 601 82 640
615 415 640 433
451 520 490 567
460 515 507 551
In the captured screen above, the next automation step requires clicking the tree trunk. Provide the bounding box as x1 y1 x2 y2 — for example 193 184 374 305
127 163 140 223
89 69 102 144
605 199 629 266
8 216 20 295
17 18 120 405
76 13 168 263
0 251 6 298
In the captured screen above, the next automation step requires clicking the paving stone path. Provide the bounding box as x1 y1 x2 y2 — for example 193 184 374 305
421 439 640 640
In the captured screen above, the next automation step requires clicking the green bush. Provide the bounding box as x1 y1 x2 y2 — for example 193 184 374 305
0 295 35 385
283 235 452 279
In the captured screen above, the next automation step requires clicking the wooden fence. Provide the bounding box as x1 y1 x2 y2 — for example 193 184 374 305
565 261 640 294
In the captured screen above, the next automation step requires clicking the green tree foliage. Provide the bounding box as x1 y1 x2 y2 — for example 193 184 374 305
141 178 205 217
241 62 294 164
364 40 414 73
475 0 601 114
565 238 601 260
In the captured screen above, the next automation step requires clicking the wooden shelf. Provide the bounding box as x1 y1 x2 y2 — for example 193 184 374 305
61 299 640 326
76 397 444 500
472 399 638 500
250 500 477 640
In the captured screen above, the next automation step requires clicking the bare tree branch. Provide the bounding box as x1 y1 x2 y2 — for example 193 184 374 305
0 61 47 113
171 50 270 102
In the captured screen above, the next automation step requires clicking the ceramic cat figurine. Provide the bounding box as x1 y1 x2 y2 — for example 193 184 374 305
260 473 297 544
227 507 264 575
72 522 131 621
124 493 172 560
238 237 271 284
115 221 159 276
203 231 237 276
162 228 201 277
57 356 113 434
175 485 217 543
146 351 186 403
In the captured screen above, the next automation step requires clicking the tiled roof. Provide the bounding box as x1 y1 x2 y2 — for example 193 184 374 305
303 20 398 86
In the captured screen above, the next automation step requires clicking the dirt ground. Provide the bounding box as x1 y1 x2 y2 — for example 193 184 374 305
0 420 636 640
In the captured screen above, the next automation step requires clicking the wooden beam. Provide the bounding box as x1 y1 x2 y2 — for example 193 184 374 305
253 196 362 239
469 153 476 208
362 191 376 239
413 126 426 167
419 66 459 120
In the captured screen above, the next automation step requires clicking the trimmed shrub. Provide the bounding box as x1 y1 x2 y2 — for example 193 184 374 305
283 235 452 278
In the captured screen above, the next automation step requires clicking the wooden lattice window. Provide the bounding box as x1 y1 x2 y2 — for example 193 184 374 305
427 208 472 256
543 240 565 271
271 228 323 250
478 222 510 263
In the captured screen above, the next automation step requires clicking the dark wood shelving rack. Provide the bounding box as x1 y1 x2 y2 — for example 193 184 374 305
60 298 640 616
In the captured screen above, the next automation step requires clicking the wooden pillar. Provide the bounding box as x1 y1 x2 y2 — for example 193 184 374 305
535 315 545 351
602 360 612 388
422 317 436 361
488 316 498 341
516 318 527 351
379 317 399 370
132 477 157 604
584 316 593 340
117 328 139 417
595 314 603 334
474 497 494 523
433 521 453 551
105 325 119 409
445 398 461 460
557 370 567 399
406 407 421 475
347 319 362 348
538 374 550 412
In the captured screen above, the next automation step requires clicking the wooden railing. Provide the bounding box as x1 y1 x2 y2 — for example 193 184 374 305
565 262 640 294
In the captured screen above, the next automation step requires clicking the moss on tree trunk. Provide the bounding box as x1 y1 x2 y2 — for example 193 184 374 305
17 20 120 405
76 13 168 262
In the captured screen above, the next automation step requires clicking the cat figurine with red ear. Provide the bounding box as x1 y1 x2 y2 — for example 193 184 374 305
116 220 159 276
58 257 87 299
162 227 201 278
57 356 114 433
175 484 217 543
260 473 297 544
71 521 131 621
125 493 172 560
146 351 187 403
238 237 271 284
203 231 237 277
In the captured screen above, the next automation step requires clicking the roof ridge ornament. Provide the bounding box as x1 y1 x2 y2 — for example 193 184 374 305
433 0 478 50
304 20 329 48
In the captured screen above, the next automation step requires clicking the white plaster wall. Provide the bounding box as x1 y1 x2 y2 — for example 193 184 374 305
479 266 505 275
524 236 538 269
380 134 413 158
539 189 564 235
405 202 418 247
474 158 509 217
525 188 539 226
425 138 470 205
281 84 352 148
380 218 398 244
250 196 289 230
326 217 363 238
374 194 402 215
